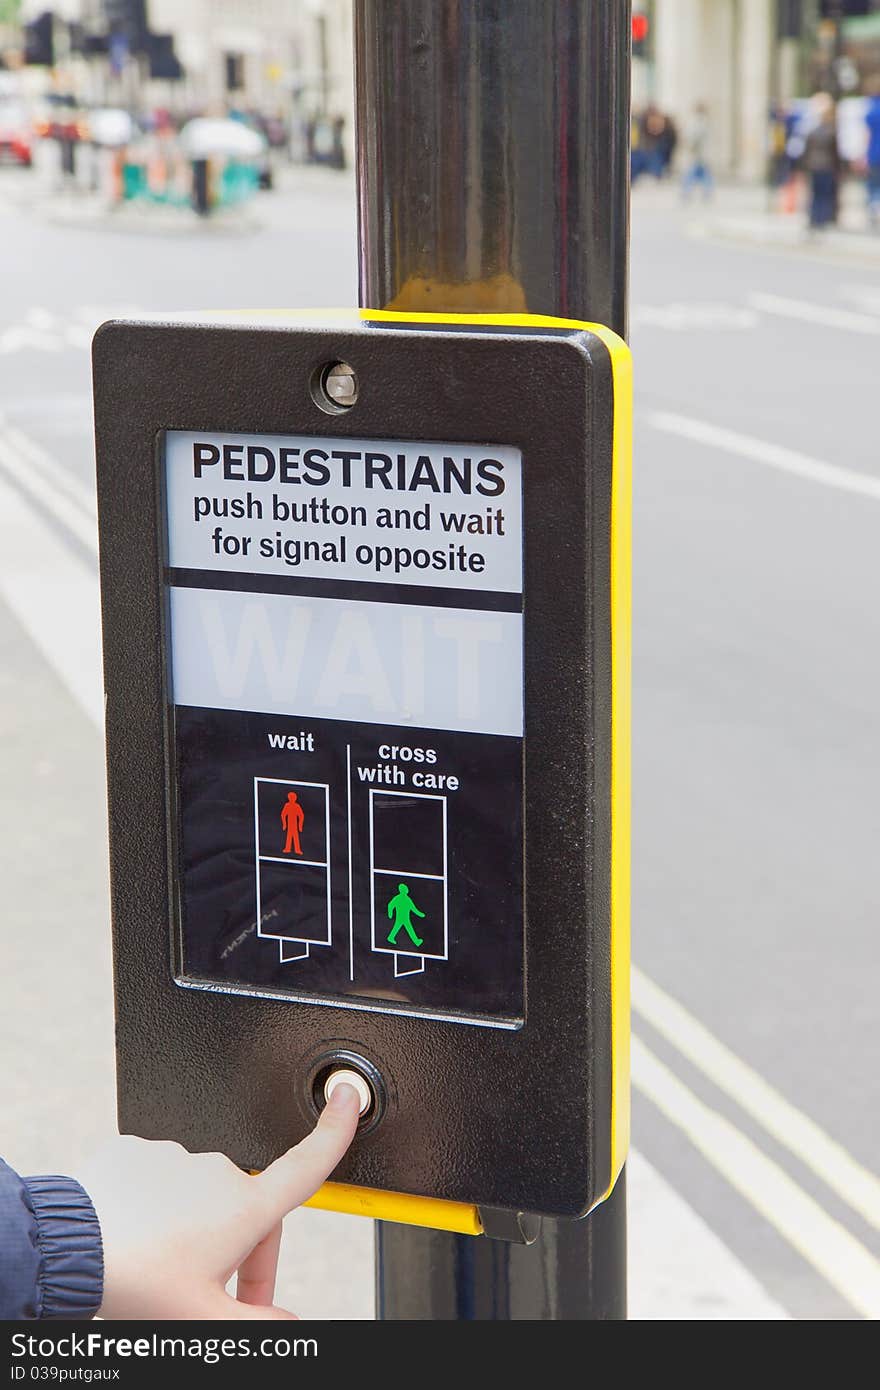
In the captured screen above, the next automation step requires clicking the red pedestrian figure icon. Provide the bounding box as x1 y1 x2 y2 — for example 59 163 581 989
281 791 304 856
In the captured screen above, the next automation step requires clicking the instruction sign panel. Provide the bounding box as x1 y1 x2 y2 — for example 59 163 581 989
164 429 524 1023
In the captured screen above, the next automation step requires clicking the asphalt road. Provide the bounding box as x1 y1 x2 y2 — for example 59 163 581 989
0 165 878 1320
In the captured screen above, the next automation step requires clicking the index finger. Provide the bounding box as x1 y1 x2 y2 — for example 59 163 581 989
255 1082 360 1221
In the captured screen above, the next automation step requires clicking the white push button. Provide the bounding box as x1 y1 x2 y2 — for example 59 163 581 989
323 1067 373 1116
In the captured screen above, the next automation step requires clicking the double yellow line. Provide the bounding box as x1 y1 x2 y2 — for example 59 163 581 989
632 968 880 1319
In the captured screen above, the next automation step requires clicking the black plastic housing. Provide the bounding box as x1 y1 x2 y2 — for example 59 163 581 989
92 318 615 1217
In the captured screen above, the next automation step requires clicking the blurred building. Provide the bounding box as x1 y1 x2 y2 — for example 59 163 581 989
146 0 353 134
635 0 880 180
645 0 775 181
5 0 355 163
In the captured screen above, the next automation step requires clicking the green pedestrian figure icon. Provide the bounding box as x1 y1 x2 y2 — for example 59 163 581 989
386 882 426 949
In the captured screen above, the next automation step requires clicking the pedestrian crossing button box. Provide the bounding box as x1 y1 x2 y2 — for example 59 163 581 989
93 310 631 1227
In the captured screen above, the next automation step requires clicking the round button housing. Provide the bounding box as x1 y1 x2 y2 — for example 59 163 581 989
306 1048 386 1133
323 1067 373 1116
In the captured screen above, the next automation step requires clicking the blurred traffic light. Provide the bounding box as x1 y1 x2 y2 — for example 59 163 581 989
632 12 649 59
24 11 54 67
778 0 803 39
103 0 149 54
148 34 183 82
819 1 872 15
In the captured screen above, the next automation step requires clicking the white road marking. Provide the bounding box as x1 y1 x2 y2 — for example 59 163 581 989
633 967 880 1231
749 291 880 335
627 1150 789 1320
633 1035 880 1320
0 305 146 355
64 324 95 350
0 469 102 726
0 326 65 353
649 410 880 502
839 283 880 314
0 433 98 552
25 307 60 332
840 284 880 315
633 303 758 331
1 420 96 518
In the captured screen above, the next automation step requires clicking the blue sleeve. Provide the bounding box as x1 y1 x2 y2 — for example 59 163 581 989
0 1158 40 1318
0 1158 103 1320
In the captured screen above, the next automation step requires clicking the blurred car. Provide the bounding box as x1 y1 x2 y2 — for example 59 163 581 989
31 93 84 144
0 102 32 167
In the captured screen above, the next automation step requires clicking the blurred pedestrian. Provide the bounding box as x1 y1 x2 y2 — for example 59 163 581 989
658 111 678 178
681 102 713 200
865 78 880 230
768 103 792 188
803 93 840 230
631 108 646 180
638 104 666 179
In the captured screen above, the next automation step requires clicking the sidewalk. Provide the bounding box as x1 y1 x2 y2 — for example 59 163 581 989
659 178 880 262
0 159 354 237
7 155 880 259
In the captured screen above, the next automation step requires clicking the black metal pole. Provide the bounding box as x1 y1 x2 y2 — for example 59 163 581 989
354 0 630 336
375 1174 627 1320
354 0 631 1320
